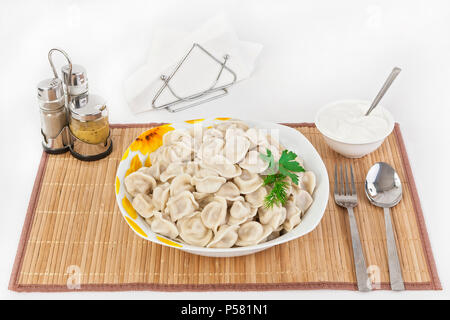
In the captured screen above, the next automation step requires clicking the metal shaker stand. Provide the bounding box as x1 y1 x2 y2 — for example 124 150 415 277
152 43 237 113
45 48 113 161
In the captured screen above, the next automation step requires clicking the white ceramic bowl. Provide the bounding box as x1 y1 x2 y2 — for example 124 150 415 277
315 100 395 158
115 118 329 257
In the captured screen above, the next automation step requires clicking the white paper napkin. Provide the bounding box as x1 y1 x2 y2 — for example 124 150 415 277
124 14 263 113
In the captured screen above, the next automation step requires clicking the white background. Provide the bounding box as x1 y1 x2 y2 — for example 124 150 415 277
1 0 449 300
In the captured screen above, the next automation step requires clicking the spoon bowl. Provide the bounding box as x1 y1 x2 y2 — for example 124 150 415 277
365 162 402 207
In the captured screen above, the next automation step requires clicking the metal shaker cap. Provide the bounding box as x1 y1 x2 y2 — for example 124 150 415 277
37 78 65 110
69 94 108 121
62 64 88 96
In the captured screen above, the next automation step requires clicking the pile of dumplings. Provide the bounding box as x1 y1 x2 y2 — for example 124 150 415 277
124 120 316 248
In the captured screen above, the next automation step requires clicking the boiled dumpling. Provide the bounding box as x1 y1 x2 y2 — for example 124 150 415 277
193 191 210 201
162 129 192 147
132 193 156 218
193 165 219 179
201 155 242 178
233 169 263 194
166 190 199 221
284 178 293 196
244 127 258 147
137 166 154 177
159 143 191 163
228 200 257 225
235 221 273 246
192 175 226 193
197 138 224 160
196 194 216 208
152 182 170 211
224 135 250 164
151 212 179 239
292 186 313 214
258 204 287 230
215 182 241 201
265 131 283 149
200 196 227 231
239 150 269 174
227 215 249 226
244 186 268 208
245 128 269 149
225 125 246 140
203 128 223 143
213 119 249 133
169 173 194 196
229 200 254 220
298 171 316 195
149 147 162 164
177 215 213 246
182 162 198 176
159 162 185 182
172 142 193 161
283 199 301 231
144 161 166 181
124 171 157 197
207 224 239 248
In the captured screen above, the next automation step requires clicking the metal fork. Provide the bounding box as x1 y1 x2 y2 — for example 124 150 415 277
334 163 372 292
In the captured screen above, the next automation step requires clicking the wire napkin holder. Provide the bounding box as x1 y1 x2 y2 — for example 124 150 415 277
151 43 237 112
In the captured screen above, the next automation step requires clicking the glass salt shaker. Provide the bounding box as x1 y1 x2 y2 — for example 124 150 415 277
37 77 69 154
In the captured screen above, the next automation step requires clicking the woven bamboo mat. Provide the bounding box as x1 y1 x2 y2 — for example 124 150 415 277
9 123 441 292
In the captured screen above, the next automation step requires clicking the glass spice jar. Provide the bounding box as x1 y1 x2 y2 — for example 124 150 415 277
69 94 110 145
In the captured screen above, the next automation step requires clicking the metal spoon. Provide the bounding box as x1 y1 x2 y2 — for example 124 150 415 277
365 162 405 291
365 67 401 116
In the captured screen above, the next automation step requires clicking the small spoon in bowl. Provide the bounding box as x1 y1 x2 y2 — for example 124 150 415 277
365 67 401 116
365 162 405 291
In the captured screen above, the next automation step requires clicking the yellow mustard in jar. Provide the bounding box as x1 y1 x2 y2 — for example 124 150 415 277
69 94 110 145
69 116 109 144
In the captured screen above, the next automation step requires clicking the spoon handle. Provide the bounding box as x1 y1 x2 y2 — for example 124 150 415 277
365 67 401 116
347 207 372 292
384 207 405 291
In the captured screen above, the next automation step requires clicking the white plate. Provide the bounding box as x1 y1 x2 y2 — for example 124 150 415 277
115 118 329 257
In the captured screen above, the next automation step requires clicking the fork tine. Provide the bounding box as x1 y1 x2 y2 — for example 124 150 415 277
344 163 350 195
340 164 344 195
334 164 339 196
350 163 356 195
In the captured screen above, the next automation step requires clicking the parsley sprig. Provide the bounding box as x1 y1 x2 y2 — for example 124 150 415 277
260 149 305 208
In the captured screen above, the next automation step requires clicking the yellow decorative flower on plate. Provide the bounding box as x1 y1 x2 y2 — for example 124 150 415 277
129 124 174 155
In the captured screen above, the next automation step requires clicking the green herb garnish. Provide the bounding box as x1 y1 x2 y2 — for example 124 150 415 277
259 149 305 208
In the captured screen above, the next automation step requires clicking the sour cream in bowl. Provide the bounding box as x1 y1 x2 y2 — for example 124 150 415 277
315 100 395 158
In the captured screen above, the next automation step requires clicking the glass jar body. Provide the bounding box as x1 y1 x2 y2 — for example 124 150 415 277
69 115 110 144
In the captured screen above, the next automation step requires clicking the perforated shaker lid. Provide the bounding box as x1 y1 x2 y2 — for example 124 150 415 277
37 78 65 110
61 64 88 96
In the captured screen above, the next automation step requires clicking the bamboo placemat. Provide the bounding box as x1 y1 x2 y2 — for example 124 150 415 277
9 123 441 292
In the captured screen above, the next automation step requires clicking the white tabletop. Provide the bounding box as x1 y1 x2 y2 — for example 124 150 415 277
1 0 449 300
